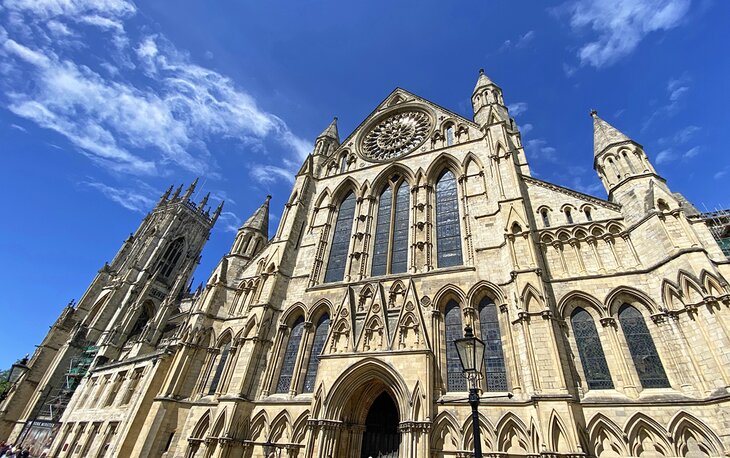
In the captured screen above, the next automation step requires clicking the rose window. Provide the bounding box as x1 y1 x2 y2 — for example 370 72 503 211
361 110 432 161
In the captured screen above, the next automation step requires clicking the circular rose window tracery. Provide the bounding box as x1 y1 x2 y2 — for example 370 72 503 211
361 110 432 161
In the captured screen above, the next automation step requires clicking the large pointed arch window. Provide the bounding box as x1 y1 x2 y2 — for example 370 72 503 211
208 338 232 394
276 316 305 393
444 300 466 391
571 308 613 389
372 176 410 276
157 237 184 279
618 304 669 388
303 313 330 393
435 170 463 267
324 192 356 283
478 297 508 391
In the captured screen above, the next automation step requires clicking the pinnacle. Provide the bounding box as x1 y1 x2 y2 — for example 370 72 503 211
240 195 271 237
473 68 496 93
591 110 632 157
317 117 340 143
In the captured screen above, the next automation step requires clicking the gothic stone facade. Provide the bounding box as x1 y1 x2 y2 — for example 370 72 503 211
3 71 730 457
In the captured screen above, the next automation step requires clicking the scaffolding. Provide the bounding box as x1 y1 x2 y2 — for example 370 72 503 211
701 209 730 258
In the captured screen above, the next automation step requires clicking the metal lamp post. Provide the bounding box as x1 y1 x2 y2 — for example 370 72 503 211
454 326 486 458
0 355 29 402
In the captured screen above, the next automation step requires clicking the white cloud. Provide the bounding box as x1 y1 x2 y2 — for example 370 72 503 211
714 170 727 180
525 138 558 162
10 123 27 132
642 74 691 130
558 0 691 68
683 146 700 158
216 211 242 233
250 164 296 185
520 123 533 135
655 149 677 164
507 102 528 117
82 180 156 213
0 2 312 190
501 30 535 50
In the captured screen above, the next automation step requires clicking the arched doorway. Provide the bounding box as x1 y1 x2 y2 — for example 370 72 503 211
360 391 400 458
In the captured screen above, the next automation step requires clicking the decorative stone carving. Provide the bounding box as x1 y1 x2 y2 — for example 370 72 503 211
361 110 432 161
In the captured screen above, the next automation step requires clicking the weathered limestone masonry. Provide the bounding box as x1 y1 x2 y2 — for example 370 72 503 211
3 70 730 457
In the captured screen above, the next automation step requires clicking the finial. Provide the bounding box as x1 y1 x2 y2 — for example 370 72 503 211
479 68 485 75
159 184 173 203
172 184 183 199
333 116 338 122
199 192 210 210
183 177 199 200
211 200 224 224
590 109 598 118
266 194 272 202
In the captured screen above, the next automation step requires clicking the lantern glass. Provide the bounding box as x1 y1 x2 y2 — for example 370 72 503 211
454 326 486 375
8 361 28 384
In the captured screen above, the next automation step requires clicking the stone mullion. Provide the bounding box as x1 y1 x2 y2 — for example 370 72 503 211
289 321 313 395
261 324 288 397
423 184 434 271
569 241 586 274
622 234 641 267
604 236 621 269
359 196 377 280
652 314 703 393
599 318 638 398
515 312 540 392
501 303 522 395
457 173 475 265
687 307 730 386
431 310 445 397
409 185 419 273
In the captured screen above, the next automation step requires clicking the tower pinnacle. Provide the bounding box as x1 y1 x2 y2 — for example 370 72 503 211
591 111 631 157
317 117 340 143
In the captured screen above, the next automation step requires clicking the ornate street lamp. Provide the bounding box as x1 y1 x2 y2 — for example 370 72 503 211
0 355 29 402
454 326 486 458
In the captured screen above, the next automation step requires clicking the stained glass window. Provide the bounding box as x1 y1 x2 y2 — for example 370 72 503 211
303 313 330 392
618 304 670 388
276 317 305 393
371 187 392 277
478 298 508 391
208 340 231 394
445 300 466 391
435 170 463 268
324 192 356 283
372 178 409 276
446 126 454 146
391 182 410 274
571 308 613 390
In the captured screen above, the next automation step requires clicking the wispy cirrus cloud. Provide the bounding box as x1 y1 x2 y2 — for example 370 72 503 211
556 0 691 68
507 102 528 117
0 0 311 193
81 180 157 213
500 31 535 51
642 74 691 130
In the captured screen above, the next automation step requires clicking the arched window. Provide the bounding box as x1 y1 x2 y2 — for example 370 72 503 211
541 209 550 227
444 300 466 391
340 154 348 174
208 338 232 394
565 209 574 224
435 170 463 268
125 301 154 344
622 151 636 173
584 208 593 222
157 237 184 279
446 126 454 146
618 304 670 388
324 192 356 283
570 308 613 389
276 316 305 393
478 297 508 391
607 158 620 180
372 176 410 276
303 313 330 392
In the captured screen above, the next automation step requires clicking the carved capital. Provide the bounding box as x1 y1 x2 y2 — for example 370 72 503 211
599 317 616 328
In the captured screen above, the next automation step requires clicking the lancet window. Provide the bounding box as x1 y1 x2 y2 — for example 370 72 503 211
303 313 330 392
157 237 184 279
478 297 508 391
435 170 463 268
444 300 466 391
324 192 356 283
618 304 670 388
208 338 231 394
571 308 613 389
372 176 410 276
276 316 305 393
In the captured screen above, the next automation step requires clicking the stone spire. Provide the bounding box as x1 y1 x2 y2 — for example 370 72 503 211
473 68 496 93
240 195 271 237
591 110 632 157
317 117 340 143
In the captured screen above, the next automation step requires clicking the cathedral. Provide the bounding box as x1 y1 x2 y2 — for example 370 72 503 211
2 70 729 458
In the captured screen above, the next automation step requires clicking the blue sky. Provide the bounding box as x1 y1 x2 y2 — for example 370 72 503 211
1 0 728 368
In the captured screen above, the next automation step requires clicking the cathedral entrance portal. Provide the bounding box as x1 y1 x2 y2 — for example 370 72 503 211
360 391 399 458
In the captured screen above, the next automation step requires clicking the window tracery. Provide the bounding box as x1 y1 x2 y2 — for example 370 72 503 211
276 316 305 393
618 304 670 388
478 297 508 391
372 176 410 276
444 300 466 391
303 313 330 393
435 170 463 268
208 339 231 394
324 192 356 283
571 308 613 389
